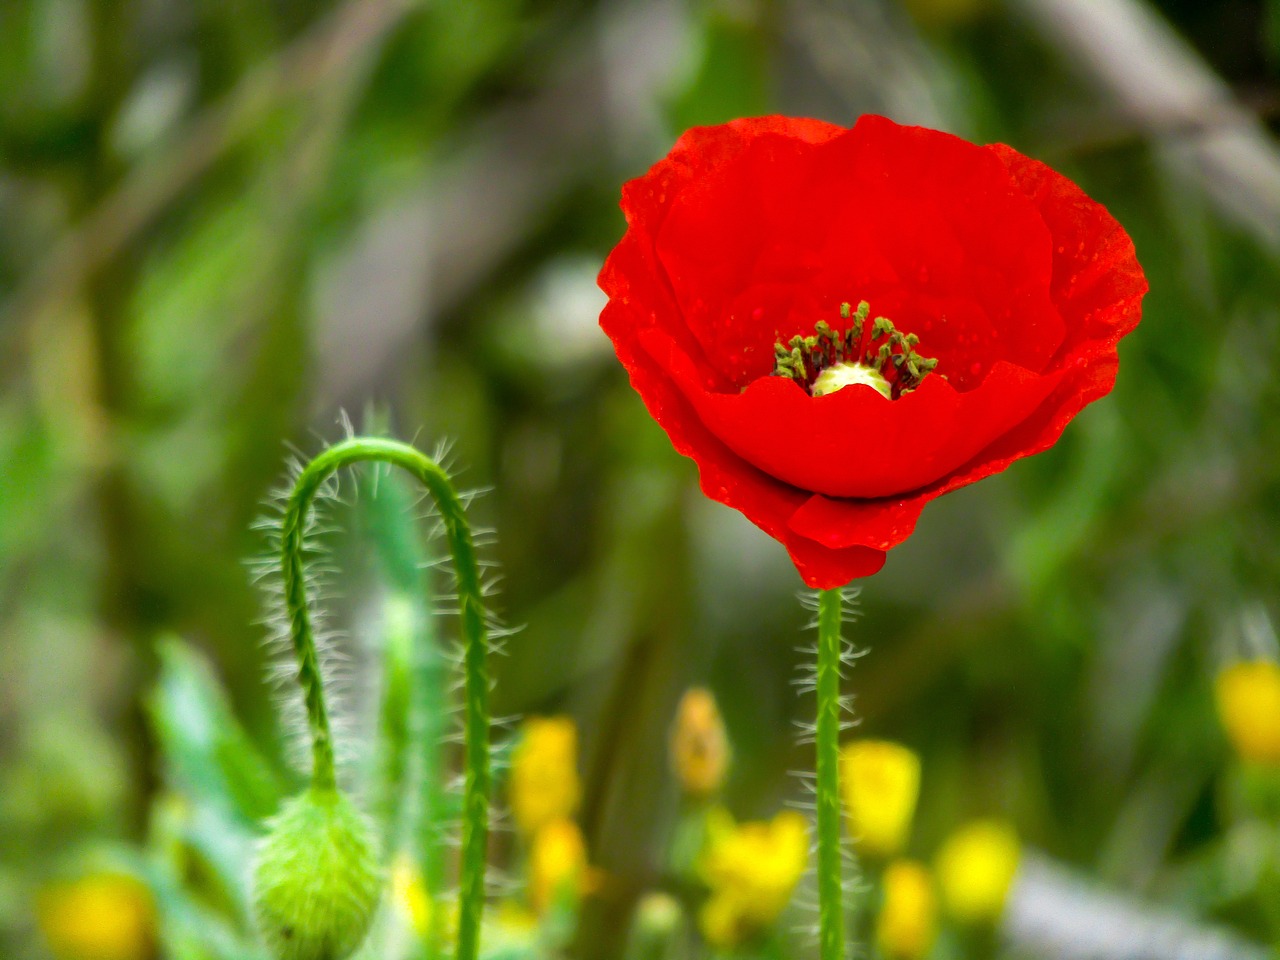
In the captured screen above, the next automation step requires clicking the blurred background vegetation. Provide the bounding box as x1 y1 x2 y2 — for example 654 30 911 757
4 0 1280 957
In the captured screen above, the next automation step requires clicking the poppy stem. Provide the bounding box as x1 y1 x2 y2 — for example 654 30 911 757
815 587 847 960
280 437 491 960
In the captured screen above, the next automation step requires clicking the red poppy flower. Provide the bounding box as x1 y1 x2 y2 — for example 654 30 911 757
598 115 1147 589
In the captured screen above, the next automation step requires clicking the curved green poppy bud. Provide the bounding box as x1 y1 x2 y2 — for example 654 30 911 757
252 788 382 960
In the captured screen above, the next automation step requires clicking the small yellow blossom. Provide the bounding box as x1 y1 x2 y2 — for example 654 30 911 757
529 818 590 914
670 688 732 799
510 716 581 837
392 854 432 936
877 860 938 960
840 739 921 858
392 855 459 947
1216 660 1280 766
935 820 1020 925
698 809 808 949
38 872 156 960
494 901 540 932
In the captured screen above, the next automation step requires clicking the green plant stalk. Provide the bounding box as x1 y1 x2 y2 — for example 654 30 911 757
417 622 455 960
816 588 845 960
281 437 490 960
361 457 453 959
374 593 414 831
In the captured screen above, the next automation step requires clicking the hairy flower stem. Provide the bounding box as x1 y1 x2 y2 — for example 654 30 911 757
281 437 491 960
816 588 846 960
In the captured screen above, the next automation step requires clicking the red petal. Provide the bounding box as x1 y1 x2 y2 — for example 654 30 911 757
603 275 888 587
787 492 928 553
778 144 1148 556
607 116 847 394
618 116 844 245
987 143 1147 359
654 115 1064 390
648 323 1064 499
782 533 887 589
906 143 1148 496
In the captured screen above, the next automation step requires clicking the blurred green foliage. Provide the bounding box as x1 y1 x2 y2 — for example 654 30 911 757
3 0 1280 958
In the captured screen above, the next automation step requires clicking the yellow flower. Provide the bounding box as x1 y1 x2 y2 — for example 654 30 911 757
670 688 732 799
840 739 921 858
391 855 460 948
1215 660 1280 766
877 860 938 960
698 809 808 949
529 818 590 914
391 854 432 937
935 820 1020 925
510 716 581 837
38 872 155 960
494 901 540 933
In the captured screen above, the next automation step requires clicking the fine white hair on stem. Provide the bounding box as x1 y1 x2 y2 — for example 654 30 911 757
249 426 518 806
251 418 533 957
790 586 865 948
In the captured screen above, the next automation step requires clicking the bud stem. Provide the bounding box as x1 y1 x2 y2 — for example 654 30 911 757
816 588 847 960
280 437 491 960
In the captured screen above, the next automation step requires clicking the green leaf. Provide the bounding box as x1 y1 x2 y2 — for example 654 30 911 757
147 635 284 825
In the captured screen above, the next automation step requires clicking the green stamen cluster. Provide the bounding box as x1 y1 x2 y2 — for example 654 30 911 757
772 301 938 398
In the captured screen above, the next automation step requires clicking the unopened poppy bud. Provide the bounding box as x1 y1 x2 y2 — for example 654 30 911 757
1215 659 1280 766
840 739 921 859
670 688 731 799
252 788 382 960
935 819 1020 926
877 860 938 960
626 891 683 960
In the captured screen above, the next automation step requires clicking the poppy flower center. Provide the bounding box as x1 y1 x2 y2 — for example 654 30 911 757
772 301 938 400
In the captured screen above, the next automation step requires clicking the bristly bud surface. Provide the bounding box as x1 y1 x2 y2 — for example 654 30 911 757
252 787 383 960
